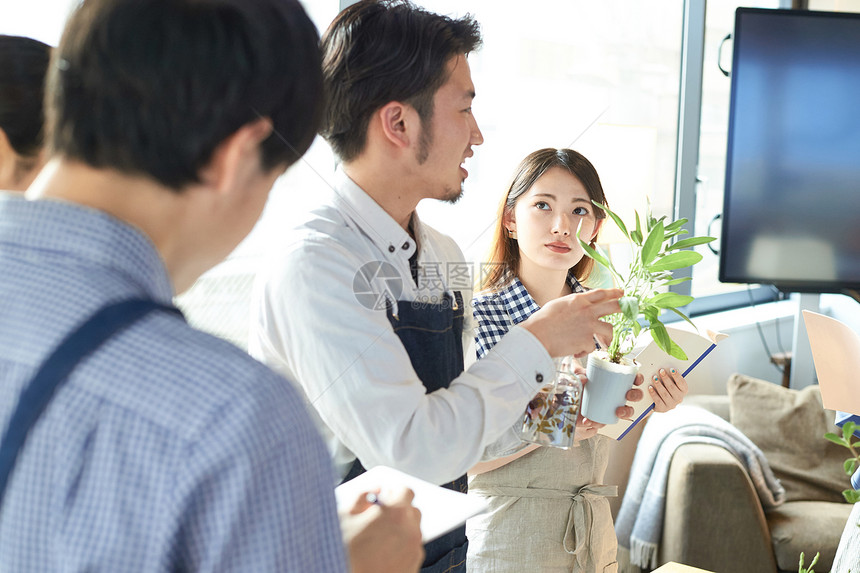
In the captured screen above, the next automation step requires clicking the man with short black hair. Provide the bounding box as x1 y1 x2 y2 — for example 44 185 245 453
0 0 421 571
249 1 629 571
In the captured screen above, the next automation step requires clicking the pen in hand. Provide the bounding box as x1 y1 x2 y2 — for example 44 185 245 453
365 492 383 506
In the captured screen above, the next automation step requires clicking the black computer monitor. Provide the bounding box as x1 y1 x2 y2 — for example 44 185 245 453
720 8 860 293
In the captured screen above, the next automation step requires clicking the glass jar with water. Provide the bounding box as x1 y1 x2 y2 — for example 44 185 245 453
516 356 583 449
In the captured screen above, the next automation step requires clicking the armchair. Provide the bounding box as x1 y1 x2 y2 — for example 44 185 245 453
657 393 852 573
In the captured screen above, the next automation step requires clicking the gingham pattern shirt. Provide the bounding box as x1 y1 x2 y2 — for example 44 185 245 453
0 196 348 572
474 274 586 358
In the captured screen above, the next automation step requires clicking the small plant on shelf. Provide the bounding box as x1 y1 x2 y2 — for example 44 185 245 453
798 551 820 573
797 420 860 573
824 420 860 503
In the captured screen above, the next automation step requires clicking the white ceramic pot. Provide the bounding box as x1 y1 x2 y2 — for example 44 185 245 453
581 351 640 425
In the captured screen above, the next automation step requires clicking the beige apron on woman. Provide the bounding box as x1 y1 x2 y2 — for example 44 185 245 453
466 435 618 573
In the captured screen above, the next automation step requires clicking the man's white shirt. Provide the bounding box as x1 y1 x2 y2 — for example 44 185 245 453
248 169 553 485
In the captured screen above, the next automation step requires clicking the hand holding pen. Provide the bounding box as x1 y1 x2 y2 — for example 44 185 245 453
340 487 424 573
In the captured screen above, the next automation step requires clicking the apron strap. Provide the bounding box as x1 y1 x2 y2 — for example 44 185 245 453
0 298 182 505
560 483 618 562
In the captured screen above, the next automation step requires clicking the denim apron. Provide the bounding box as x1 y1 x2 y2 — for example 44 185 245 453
343 290 468 573
0 299 180 505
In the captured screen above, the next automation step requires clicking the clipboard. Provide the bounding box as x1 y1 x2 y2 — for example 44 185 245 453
334 465 489 543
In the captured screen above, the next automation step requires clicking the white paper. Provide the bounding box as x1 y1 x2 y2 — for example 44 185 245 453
803 310 860 414
334 466 489 543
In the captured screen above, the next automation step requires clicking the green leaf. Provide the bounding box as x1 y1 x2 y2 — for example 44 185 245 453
632 319 642 338
845 458 858 476
798 550 822 573
668 236 717 251
593 201 629 240
669 307 697 329
631 230 643 245
644 309 688 359
633 211 643 245
648 250 703 272
649 321 672 355
666 339 688 360
844 489 860 503
664 219 688 233
809 552 820 569
825 433 849 447
662 277 693 286
647 213 666 232
642 306 659 323
579 237 613 270
845 422 858 441
619 296 639 322
641 219 665 266
649 292 695 309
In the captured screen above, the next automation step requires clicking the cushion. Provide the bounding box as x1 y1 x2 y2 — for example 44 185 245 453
766 500 853 571
683 394 730 422
727 374 851 504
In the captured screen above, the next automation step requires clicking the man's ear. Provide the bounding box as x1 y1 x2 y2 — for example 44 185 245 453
199 117 273 195
376 101 415 150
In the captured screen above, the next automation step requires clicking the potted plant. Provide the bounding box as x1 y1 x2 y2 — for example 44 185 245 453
575 202 716 424
797 420 860 572
824 419 860 503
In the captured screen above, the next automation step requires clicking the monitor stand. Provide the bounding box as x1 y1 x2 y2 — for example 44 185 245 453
789 292 819 389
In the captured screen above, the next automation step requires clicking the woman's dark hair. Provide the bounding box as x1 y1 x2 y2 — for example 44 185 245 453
320 0 481 163
0 35 51 158
47 0 323 190
481 148 609 292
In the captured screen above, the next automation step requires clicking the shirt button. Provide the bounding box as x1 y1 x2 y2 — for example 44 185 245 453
536 373 544 383
388 245 395 253
402 242 409 250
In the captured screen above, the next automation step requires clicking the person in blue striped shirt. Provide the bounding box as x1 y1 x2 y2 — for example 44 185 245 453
0 0 421 571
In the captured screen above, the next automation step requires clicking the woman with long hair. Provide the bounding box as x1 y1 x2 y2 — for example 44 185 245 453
466 148 688 572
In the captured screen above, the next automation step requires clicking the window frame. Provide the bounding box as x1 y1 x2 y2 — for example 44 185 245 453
671 0 789 316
